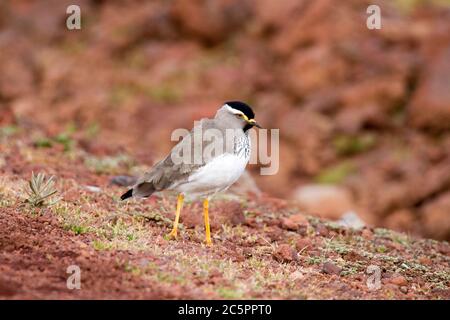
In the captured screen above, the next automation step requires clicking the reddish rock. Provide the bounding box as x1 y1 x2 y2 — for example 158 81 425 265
0 106 16 126
0 278 18 297
340 75 406 112
171 0 251 44
295 238 312 252
419 257 432 266
315 224 330 237
408 44 450 131
386 241 403 251
335 104 388 134
266 227 283 242
273 244 298 263
361 228 373 240
253 0 302 30
322 262 342 275
384 209 415 234
438 243 450 256
280 214 308 231
282 46 347 98
293 185 357 220
421 191 450 240
389 275 407 286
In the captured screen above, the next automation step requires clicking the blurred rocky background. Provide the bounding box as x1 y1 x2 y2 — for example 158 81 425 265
1 0 450 240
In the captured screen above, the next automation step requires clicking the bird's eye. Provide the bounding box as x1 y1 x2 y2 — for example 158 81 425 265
236 114 243 118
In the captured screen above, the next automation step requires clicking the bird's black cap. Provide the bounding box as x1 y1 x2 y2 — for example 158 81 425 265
225 101 255 119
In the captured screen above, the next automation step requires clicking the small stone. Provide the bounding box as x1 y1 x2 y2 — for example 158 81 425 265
315 224 329 237
294 184 357 220
361 228 373 240
419 257 432 266
77 241 88 249
290 271 304 281
387 241 403 251
295 238 312 252
438 244 450 256
337 211 365 230
110 175 137 187
389 275 407 286
399 286 408 294
84 185 101 193
273 244 298 263
280 214 308 231
298 225 308 236
322 262 342 275
267 227 283 241
242 248 252 257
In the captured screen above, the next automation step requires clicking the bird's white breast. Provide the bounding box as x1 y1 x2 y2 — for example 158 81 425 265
176 152 249 196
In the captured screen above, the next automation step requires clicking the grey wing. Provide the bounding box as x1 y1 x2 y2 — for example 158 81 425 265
132 119 226 197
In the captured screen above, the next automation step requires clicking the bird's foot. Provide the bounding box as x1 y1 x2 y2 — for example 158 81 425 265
165 229 178 240
205 236 212 246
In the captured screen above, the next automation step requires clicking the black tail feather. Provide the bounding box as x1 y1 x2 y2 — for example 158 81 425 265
120 189 133 200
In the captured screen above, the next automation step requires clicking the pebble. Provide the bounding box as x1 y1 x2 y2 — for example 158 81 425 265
389 275 407 286
280 214 308 231
84 185 101 193
361 228 373 240
419 257 432 266
273 244 298 262
322 261 342 275
110 175 137 187
295 238 312 252
316 224 329 237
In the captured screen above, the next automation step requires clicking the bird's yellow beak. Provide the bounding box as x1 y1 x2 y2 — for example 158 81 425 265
247 118 262 128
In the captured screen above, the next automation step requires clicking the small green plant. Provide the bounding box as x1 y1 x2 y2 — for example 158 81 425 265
92 240 112 251
145 83 181 104
315 162 355 184
333 133 377 156
33 124 76 151
54 133 74 151
85 122 100 139
65 224 89 235
0 125 19 137
25 172 60 207
34 137 53 148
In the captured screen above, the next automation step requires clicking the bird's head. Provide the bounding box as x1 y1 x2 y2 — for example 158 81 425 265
216 101 261 131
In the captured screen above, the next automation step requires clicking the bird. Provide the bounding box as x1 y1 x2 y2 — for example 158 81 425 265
120 101 261 245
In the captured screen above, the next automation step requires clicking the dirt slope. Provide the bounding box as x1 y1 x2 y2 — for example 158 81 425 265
0 133 448 299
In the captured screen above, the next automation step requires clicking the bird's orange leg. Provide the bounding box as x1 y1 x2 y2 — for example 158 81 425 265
203 198 212 246
167 193 184 239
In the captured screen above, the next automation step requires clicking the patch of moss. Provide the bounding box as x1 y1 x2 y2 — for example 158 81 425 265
34 137 53 148
333 133 377 156
109 84 136 106
394 0 450 13
315 162 355 184
143 83 181 104
92 240 113 251
0 125 19 137
216 287 244 299
65 224 89 235
85 122 100 139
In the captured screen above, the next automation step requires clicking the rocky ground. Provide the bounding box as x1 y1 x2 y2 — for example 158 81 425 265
0 130 449 299
0 0 449 299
